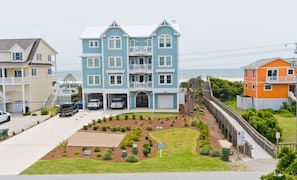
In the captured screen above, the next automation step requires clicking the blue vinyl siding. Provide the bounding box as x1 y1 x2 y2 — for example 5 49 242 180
82 57 102 88
82 39 102 54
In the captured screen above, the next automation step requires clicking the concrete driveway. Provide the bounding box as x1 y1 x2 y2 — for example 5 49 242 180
0 110 115 175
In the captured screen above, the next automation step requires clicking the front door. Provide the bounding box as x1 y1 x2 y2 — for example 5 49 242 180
136 92 148 108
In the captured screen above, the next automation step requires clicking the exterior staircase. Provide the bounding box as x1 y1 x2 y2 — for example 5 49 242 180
288 91 297 101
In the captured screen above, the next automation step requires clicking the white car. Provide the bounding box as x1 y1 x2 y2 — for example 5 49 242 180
87 99 103 110
111 98 125 109
0 111 11 123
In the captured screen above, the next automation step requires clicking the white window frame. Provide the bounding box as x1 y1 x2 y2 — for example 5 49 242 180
108 56 122 68
12 52 23 61
15 70 22 77
288 68 294 75
87 57 100 68
89 40 99 48
158 56 172 67
252 83 255 90
87 75 101 85
108 36 122 49
159 73 173 85
36 53 42 61
158 34 172 48
264 84 272 91
109 74 123 86
48 55 52 62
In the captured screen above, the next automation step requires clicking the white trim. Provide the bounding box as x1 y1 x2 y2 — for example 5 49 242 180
108 36 122 50
108 56 122 68
89 40 99 48
87 57 100 68
87 75 101 85
264 84 272 91
106 70 125 74
158 55 172 67
158 34 172 49
108 74 123 86
158 73 173 85
80 53 102 57
156 69 175 73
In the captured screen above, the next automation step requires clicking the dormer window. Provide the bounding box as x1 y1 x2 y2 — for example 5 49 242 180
12 52 23 61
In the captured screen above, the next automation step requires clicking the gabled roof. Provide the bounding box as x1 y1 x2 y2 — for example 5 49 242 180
242 57 295 69
80 20 180 39
0 39 37 50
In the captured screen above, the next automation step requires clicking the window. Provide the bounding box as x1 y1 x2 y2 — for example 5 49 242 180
158 34 172 48
12 52 23 61
245 83 248 88
89 40 99 48
108 36 121 49
87 58 100 68
108 57 122 68
158 56 172 67
48 68 52 74
88 75 100 85
109 75 122 86
129 39 135 47
147 39 152 46
15 70 22 77
244 70 248 77
267 69 277 80
36 53 42 61
264 84 272 91
48 55 52 62
252 84 255 90
159 74 172 85
252 70 255 78
0 69 7 77
288 69 294 75
31 69 37 76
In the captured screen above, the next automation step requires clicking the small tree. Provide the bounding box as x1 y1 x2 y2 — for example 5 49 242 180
59 140 68 153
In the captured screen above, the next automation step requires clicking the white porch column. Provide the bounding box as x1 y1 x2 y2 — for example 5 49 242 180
1 67 6 112
153 92 155 110
103 93 107 111
21 67 26 113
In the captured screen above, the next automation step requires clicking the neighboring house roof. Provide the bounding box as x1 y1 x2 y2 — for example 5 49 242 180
0 38 57 66
80 19 180 39
63 73 77 83
242 57 296 69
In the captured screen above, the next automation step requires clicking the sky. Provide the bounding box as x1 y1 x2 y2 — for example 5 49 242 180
1 0 297 71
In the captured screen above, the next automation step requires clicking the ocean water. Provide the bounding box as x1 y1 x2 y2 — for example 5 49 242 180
53 68 243 83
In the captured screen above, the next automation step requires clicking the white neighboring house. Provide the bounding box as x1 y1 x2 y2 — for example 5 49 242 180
0 38 57 113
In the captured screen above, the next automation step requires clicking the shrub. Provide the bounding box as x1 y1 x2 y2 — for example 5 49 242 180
96 153 102 157
125 115 129 120
94 147 100 152
82 147 88 151
93 125 99 131
200 146 212 155
191 118 200 127
139 115 143 120
126 154 138 162
184 121 189 127
115 126 121 131
209 150 221 157
125 126 131 131
109 116 113 121
97 119 102 123
143 148 150 157
116 115 120 120
41 109 49 115
111 127 116 132
145 136 149 140
83 125 88 130
101 126 107 131
146 126 152 131
121 128 126 132
132 114 136 120
103 117 107 122
92 119 96 125
23 112 31 116
32 113 37 116
149 140 153 147
102 152 112 160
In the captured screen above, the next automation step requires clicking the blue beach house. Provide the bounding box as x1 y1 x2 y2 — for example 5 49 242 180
80 20 180 111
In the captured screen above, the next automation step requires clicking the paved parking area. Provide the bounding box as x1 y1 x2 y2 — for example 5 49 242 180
0 110 117 175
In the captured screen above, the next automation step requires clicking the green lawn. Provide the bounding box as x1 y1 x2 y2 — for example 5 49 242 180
275 115 297 142
22 128 232 174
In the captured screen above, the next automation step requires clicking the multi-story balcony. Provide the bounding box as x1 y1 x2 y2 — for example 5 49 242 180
130 81 152 90
129 46 152 56
129 64 152 73
266 76 297 84
0 77 30 85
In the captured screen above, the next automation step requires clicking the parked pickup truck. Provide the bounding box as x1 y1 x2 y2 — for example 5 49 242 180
59 102 79 117
87 99 102 110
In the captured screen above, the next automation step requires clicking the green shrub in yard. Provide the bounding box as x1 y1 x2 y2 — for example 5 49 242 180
97 119 102 123
32 113 37 116
94 147 100 152
200 146 212 155
125 115 129 120
146 126 152 131
191 117 200 127
41 109 49 115
132 114 136 120
116 115 120 120
125 126 131 131
102 152 112 160
93 126 99 131
126 154 138 162
209 149 221 157
83 125 88 130
82 147 88 151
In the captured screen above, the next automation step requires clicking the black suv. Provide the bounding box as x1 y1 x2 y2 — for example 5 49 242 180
59 102 79 117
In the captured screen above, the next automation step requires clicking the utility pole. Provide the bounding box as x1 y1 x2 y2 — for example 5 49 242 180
294 43 297 145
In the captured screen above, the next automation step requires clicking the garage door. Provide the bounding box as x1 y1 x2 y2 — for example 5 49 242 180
158 95 174 109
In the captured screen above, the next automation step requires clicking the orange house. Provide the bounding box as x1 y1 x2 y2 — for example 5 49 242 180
237 57 297 110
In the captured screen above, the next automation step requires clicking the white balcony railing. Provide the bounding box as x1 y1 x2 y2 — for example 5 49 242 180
130 82 152 89
129 46 152 55
265 76 297 84
129 64 152 73
0 77 30 84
